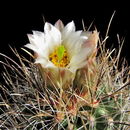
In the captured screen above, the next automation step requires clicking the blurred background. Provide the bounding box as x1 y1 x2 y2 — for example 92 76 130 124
0 1 129 64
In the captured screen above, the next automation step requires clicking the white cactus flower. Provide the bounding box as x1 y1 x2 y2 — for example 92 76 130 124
25 20 98 89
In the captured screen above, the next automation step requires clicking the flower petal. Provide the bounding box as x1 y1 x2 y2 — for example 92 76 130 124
63 31 86 58
82 31 99 50
35 57 55 68
68 31 99 72
26 32 49 58
55 19 64 32
44 22 62 53
62 21 75 40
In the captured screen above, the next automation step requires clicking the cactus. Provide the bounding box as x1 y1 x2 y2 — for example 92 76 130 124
0 20 130 130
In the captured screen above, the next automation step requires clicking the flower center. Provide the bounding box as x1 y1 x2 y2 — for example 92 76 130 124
49 45 69 67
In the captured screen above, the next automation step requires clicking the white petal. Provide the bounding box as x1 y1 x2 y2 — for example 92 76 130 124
44 22 62 53
64 21 75 32
26 31 50 58
32 31 44 37
25 44 40 54
62 31 84 58
44 22 52 33
35 57 55 68
25 44 48 58
62 21 75 40
27 34 35 45
55 19 64 31
68 31 98 72
33 31 45 47
27 31 46 53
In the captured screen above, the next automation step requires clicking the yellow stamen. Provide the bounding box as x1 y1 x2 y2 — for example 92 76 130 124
49 46 69 67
